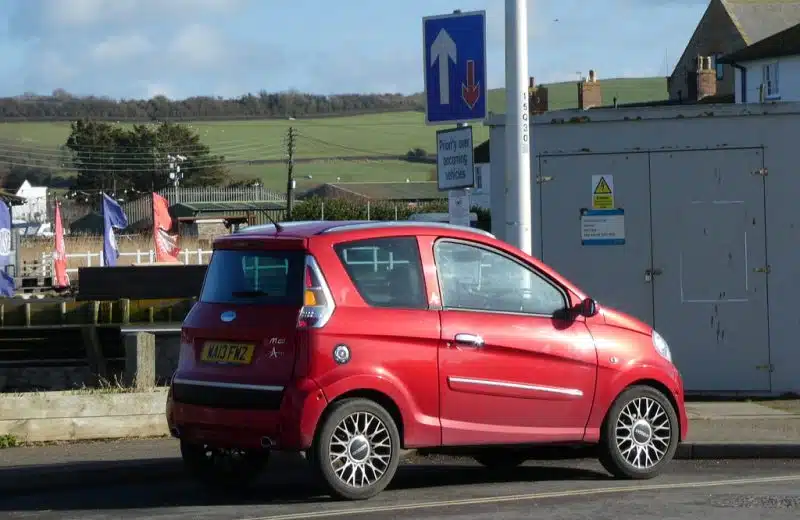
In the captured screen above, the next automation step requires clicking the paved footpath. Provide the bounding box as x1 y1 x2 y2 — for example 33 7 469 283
1 400 799 496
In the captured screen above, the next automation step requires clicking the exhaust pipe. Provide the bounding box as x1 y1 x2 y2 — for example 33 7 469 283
260 436 273 449
170 427 181 438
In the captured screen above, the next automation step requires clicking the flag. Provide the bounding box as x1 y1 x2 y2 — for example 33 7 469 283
101 193 128 267
152 193 180 263
53 201 70 288
0 201 15 296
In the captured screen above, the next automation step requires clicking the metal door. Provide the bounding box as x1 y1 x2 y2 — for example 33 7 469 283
649 149 770 392
539 153 654 325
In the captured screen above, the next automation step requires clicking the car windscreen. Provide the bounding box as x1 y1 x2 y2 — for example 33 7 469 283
199 249 305 305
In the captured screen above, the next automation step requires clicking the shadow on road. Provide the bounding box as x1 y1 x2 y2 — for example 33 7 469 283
0 461 611 513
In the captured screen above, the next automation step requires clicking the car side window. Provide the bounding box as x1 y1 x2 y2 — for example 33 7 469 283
334 237 427 310
434 240 566 316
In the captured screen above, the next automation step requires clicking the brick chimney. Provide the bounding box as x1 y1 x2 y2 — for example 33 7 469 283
578 70 602 109
695 56 717 100
528 77 548 114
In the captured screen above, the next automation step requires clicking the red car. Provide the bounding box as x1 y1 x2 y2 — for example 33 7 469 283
166 220 688 500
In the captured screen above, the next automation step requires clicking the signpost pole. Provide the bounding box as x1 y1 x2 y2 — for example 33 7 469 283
423 8 485 228
450 10 469 227
504 0 532 254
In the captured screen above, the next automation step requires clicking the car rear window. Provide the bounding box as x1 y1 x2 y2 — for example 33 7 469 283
334 237 427 309
200 249 305 305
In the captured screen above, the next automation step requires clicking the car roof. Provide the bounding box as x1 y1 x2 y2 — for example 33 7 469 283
228 220 496 240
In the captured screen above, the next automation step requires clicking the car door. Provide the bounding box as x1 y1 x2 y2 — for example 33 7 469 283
431 238 598 446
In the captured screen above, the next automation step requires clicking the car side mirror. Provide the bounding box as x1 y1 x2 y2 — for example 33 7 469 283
576 297 597 318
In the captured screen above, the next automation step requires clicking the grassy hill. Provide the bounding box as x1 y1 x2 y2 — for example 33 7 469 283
0 77 667 193
486 76 667 112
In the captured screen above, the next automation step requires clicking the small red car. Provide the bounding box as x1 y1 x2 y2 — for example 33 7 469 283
166 220 687 500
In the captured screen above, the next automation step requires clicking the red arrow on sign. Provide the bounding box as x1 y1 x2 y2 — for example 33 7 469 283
462 60 481 109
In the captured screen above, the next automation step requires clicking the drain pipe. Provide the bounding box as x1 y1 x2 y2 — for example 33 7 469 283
730 61 747 103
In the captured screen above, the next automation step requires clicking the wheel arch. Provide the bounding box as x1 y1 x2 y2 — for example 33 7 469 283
604 378 683 440
322 388 406 447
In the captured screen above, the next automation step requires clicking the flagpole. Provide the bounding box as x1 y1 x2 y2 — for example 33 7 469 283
151 191 156 264
100 192 105 267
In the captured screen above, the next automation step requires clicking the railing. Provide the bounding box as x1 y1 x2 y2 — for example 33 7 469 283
121 186 287 226
31 249 214 277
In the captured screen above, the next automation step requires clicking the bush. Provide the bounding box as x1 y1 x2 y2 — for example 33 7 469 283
290 196 492 232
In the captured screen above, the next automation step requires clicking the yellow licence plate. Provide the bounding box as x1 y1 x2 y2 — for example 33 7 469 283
201 342 255 365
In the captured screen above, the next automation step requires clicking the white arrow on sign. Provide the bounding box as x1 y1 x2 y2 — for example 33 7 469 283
430 29 457 105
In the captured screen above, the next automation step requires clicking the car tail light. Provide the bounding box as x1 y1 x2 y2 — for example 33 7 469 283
297 255 335 329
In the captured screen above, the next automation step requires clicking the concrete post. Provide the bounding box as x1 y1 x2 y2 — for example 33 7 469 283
124 332 156 391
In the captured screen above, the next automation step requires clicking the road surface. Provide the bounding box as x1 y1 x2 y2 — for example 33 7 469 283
1 457 799 519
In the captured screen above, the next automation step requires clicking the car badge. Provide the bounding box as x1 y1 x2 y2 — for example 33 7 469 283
267 347 283 359
220 311 236 322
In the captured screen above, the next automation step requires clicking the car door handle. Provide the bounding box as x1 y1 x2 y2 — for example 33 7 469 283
454 333 484 348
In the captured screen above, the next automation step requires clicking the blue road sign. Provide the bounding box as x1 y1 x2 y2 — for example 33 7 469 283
422 10 487 125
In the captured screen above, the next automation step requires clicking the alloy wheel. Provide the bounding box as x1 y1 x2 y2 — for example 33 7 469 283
614 396 672 470
328 411 393 488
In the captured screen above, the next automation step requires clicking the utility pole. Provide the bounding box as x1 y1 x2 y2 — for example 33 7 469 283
167 154 186 204
286 127 296 220
505 0 532 254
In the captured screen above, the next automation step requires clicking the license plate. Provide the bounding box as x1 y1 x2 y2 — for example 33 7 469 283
201 342 255 365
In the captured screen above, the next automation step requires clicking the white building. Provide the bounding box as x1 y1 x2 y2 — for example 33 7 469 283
469 163 490 210
12 180 52 237
720 22 800 103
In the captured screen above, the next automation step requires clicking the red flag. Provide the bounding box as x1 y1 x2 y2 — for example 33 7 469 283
152 193 181 263
53 201 70 288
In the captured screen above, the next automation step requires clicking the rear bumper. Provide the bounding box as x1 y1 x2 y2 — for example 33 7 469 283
166 376 328 451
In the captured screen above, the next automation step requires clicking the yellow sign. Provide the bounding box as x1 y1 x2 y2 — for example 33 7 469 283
591 175 614 209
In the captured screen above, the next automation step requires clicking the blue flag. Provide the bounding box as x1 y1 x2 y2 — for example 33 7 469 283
102 193 128 267
0 201 15 296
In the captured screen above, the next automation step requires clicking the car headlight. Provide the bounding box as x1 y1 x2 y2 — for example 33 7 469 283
652 330 672 362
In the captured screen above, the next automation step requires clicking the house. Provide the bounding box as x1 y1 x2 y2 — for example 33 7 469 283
668 0 800 102
718 22 800 102
11 180 50 236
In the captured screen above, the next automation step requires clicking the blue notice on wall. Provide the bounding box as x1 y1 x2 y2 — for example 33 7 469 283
581 208 625 245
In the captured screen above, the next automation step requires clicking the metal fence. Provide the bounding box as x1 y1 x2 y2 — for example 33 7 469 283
121 186 287 226
29 248 213 277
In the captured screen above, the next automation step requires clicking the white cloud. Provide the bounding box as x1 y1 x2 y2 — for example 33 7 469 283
167 24 226 70
91 33 153 61
40 0 247 27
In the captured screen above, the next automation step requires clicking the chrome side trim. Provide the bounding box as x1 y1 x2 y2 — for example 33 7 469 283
172 378 284 392
448 376 583 397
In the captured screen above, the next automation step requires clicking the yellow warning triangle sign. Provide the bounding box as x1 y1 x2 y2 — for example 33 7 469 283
594 177 612 194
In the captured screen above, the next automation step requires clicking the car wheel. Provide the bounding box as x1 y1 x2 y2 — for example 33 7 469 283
473 449 528 470
313 398 401 500
180 440 269 492
598 385 679 479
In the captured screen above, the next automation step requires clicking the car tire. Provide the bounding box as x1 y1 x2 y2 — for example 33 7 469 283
473 449 528 470
313 398 402 500
598 385 680 480
180 440 269 492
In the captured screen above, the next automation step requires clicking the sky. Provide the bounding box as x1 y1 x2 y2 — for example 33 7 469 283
0 0 709 100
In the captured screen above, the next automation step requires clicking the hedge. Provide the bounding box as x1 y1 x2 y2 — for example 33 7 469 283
289 196 492 232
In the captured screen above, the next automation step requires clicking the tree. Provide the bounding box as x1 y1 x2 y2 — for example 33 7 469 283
64 119 230 193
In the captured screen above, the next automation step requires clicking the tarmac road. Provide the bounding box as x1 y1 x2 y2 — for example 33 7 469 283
1 457 799 520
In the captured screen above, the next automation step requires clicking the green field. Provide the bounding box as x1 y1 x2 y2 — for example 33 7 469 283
0 77 667 190
237 159 436 193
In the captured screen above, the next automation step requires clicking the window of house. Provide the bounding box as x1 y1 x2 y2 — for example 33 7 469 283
433 240 566 316
334 237 427 309
762 62 779 98
474 165 483 191
714 54 724 80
